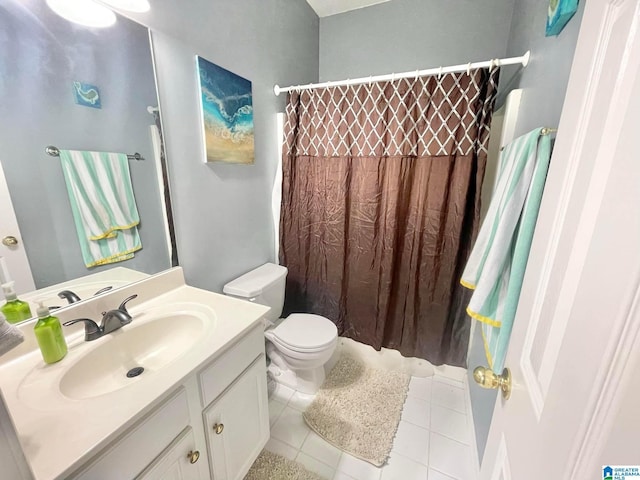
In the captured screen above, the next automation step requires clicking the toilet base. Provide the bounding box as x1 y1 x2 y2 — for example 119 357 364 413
267 362 326 395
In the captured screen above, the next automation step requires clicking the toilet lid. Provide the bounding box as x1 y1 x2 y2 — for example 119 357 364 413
270 313 337 350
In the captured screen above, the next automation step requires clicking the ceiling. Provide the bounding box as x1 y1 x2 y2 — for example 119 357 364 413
305 0 391 17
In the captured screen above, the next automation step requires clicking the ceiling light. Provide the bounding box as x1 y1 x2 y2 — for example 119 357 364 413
99 0 150 13
46 0 116 28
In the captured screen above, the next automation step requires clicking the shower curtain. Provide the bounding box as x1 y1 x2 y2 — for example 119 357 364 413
279 68 499 366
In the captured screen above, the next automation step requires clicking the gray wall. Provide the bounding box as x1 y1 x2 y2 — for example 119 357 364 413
467 0 585 463
501 0 586 138
0 0 170 288
122 0 319 292
319 0 515 81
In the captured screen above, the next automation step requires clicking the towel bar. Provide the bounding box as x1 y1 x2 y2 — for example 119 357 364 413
45 145 144 161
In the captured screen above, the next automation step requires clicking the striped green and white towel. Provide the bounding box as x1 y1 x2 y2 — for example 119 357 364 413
461 128 551 371
60 150 142 268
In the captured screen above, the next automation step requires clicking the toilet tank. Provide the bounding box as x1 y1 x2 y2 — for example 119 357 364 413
223 263 287 322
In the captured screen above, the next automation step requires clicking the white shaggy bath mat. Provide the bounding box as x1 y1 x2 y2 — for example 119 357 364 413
303 355 410 466
245 450 326 480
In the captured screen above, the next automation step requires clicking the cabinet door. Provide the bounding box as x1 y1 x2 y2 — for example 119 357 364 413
137 428 203 480
204 356 269 480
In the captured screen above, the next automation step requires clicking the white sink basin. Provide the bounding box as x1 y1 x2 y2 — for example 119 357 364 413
58 304 214 400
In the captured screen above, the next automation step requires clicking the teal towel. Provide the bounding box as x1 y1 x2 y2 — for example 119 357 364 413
460 128 551 371
59 150 142 268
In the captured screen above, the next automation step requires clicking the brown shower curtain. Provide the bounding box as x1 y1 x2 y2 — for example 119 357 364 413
279 68 499 366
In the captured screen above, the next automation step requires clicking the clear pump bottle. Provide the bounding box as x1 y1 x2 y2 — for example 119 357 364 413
33 301 67 364
1 281 32 324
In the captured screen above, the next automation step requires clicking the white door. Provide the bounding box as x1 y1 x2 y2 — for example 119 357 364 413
0 161 35 293
481 1 640 478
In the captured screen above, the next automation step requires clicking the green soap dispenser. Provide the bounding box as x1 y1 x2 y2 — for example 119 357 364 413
1 281 32 324
34 301 67 364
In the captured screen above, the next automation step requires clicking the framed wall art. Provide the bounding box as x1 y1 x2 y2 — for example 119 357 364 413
546 0 579 37
196 56 254 164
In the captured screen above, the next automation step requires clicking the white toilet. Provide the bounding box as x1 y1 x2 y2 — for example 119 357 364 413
223 263 338 394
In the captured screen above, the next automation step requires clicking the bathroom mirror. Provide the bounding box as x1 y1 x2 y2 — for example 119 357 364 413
0 0 175 321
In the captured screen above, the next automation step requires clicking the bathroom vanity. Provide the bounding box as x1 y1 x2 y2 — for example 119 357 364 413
0 268 270 480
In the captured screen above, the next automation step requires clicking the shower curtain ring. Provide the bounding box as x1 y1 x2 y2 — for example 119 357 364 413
467 62 472 75
415 69 420 79
369 75 373 85
438 66 443 79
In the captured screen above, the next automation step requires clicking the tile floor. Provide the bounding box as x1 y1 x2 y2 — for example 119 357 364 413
264 374 476 480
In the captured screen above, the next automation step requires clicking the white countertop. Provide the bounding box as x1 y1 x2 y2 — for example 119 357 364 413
0 268 269 480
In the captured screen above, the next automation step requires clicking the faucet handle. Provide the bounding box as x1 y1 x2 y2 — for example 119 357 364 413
118 294 138 314
62 318 101 341
93 286 113 296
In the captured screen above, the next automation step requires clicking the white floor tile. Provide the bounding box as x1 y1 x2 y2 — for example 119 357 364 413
380 452 428 480
432 374 465 389
430 404 470 445
264 438 298 460
270 406 310 449
297 452 336 479
334 472 357 480
336 453 382 480
408 376 433 401
401 396 430 429
431 380 466 414
302 431 343 468
428 468 456 480
289 391 316 411
391 421 429 465
429 432 474 480
271 383 296 403
268 398 286 426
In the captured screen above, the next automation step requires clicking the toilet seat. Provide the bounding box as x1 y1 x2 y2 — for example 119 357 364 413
267 313 337 353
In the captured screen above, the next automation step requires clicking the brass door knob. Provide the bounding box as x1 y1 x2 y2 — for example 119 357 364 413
186 450 200 464
473 366 512 400
213 423 224 434
2 236 18 246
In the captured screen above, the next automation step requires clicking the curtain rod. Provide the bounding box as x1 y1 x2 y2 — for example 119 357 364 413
45 145 144 161
274 51 530 96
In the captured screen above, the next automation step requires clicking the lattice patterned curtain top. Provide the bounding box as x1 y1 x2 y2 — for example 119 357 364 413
283 67 500 158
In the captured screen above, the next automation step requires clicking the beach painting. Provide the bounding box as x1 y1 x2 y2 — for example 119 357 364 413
196 56 254 164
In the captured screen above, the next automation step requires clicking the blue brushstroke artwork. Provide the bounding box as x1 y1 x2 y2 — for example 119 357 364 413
545 0 578 36
73 81 101 109
196 56 254 164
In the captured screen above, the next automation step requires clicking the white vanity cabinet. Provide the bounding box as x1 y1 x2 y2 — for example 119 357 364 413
137 428 201 480
203 357 269 480
70 325 268 480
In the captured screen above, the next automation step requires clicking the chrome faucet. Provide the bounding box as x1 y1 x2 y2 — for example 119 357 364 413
58 290 81 304
55 286 114 307
63 294 138 341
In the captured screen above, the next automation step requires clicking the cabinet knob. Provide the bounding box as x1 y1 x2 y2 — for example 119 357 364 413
186 450 200 464
213 423 224 434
